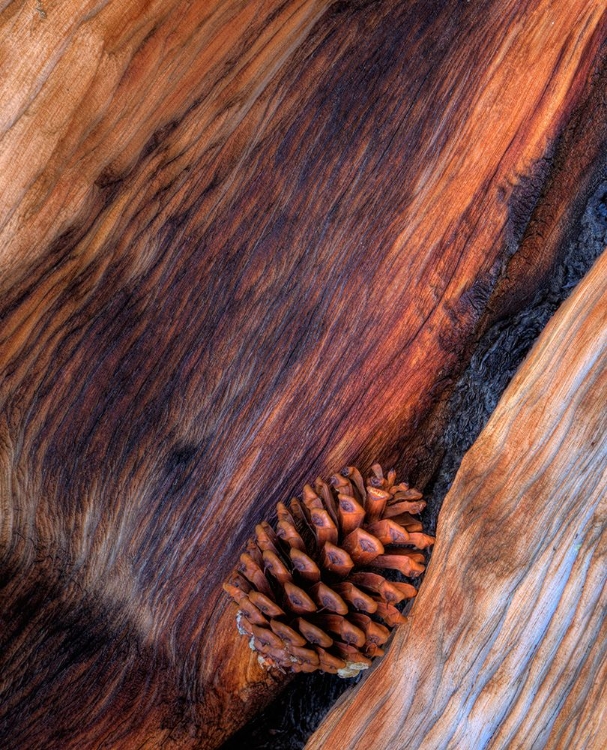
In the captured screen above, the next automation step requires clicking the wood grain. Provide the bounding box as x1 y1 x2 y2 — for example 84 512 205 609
307 245 607 749
0 1 606 747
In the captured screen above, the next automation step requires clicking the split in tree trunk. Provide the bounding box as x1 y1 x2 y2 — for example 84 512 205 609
308 242 607 750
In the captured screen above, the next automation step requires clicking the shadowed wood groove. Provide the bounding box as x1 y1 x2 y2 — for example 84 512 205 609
0 0 606 747
307 246 607 749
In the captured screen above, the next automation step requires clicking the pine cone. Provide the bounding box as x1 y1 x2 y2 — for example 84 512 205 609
223 463 435 678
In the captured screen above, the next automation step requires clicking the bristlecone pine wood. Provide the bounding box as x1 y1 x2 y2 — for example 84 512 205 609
307 247 607 749
224 465 434 676
1 0 606 748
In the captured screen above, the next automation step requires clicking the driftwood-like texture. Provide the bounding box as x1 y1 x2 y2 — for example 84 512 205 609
1 1 606 747
308 246 607 749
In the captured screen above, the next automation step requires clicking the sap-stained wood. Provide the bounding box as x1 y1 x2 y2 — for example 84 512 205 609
307 247 607 749
0 0 606 747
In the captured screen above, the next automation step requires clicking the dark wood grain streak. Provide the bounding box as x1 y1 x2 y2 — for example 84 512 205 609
1 0 606 747
487 46 607 321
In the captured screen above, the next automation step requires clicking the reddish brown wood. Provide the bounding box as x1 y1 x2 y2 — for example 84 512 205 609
0 0 605 747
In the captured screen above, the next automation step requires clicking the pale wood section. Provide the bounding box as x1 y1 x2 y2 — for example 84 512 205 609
307 246 607 749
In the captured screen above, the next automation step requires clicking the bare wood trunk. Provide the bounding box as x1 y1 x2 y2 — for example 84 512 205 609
0 1 606 747
307 245 607 749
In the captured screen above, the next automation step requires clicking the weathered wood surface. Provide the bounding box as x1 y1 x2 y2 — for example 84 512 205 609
0 1 606 747
308 246 607 749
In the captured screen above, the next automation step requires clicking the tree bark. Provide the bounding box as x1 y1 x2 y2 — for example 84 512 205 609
0 1 605 748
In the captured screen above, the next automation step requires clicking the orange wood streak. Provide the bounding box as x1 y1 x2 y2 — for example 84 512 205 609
0 0 605 746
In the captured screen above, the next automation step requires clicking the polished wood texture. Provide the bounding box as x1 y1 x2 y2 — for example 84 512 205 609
308 243 607 750
1 1 606 747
